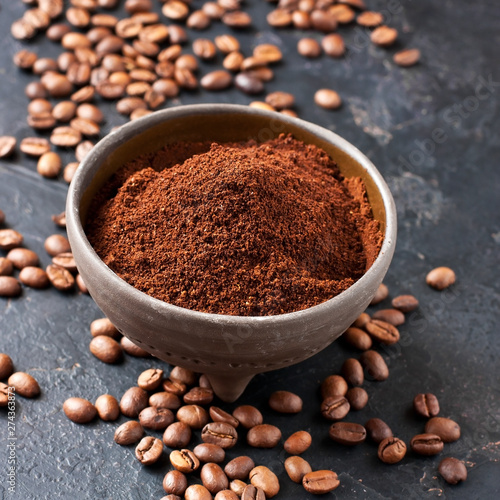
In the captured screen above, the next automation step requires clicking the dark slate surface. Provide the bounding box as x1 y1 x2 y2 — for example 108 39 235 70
1 1 499 499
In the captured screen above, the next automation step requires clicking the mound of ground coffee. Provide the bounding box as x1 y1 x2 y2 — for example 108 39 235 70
87 134 382 316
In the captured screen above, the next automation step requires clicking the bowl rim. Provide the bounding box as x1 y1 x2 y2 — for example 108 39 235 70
66 103 397 325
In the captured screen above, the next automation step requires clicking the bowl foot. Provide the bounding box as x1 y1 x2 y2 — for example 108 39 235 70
207 373 254 403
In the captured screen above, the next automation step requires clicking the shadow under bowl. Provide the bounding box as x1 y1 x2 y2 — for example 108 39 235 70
66 104 397 402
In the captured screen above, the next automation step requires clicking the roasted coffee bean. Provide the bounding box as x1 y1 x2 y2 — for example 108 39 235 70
241 484 266 500
284 430 312 455
135 436 163 465
438 457 467 485
247 424 281 448
44 234 71 256
185 484 212 500
314 88 342 109
187 10 211 30
371 25 398 46
47 23 72 41
177 404 209 429
235 73 264 95
268 390 302 413
170 449 200 473
391 294 419 312
0 353 14 380
201 70 233 91
199 375 212 390
378 437 407 464
426 267 456 290
63 397 97 423
94 394 120 421
371 283 389 305
410 433 444 456
19 267 49 289
329 422 366 445
162 1 189 20
37 151 62 178
284 456 312 483
393 48 421 67
27 112 57 130
311 9 338 32
20 137 51 157
51 212 66 228
0 136 16 158
114 420 144 445
7 372 40 398
225 456 255 480
372 308 405 326
163 421 192 448
223 52 245 72
116 97 147 115
321 396 350 421
0 210 4 225
215 491 239 500
77 103 104 123
0 277 22 297
7 248 39 269
346 387 368 410
52 252 76 273
321 374 348 399
201 462 229 494
249 101 275 111
302 470 339 494
183 386 214 405
215 34 240 54
50 126 82 147
365 418 393 444
163 378 187 396
343 326 373 350
119 386 148 418
28 98 52 116
210 406 239 428
41 73 73 98
202 422 238 449
46 264 75 291
357 11 383 27
240 56 268 72
53 101 77 122
265 92 295 111
11 19 37 40
0 258 13 276
14 49 38 69
139 406 174 430
138 368 163 391
160 495 182 500
253 43 282 63
0 383 13 407
365 319 400 345
0 230 19 251
360 350 389 381
222 11 252 28
76 275 88 293
414 393 440 418
89 336 123 364
341 358 364 386
150 391 181 410
232 405 263 429
70 117 100 137
297 38 321 58
96 81 125 99
121 336 151 357
193 39 217 60
152 79 179 97
194 443 225 464
425 417 461 443
163 470 188 496
75 141 94 162
230 480 247 497
26 82 48 100
249 466 279 498
90 317 119 338
267 9 292 27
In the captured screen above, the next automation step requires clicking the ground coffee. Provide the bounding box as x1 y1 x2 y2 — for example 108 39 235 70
87 134 382 316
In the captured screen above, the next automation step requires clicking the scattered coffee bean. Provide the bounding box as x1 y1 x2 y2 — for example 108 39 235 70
230 480 247 497
215 34 240 54
210 406 239 428
222 11 252 28
232 405 263 429
284 430 312 455
0 353 14 380
89 335 123 364
391 294 419 312
425 417 461 443
163 378 188 396
365 418 393 444
329 422 367 445
44 234 71 256
268 390 302 413
137 368 163 391
346 387 369 411
241 484 265 500
170 366 197 386
94 394 120 421
52 253 77 273
114 420 144 445
302 470 340 494
163 470 188 496
360 350 389 381
321 34 345 58
215 490 239 500
413 393 440 418
393 49 421 67
0 136 17 158
183 386 214 405
46 264 75 291
235 72 264 95
249 466 279 498
0 383 13 407
341 358 364 386
121 336 151 357
177 404 209 429
135 436 163 465
18 267 47 291
247 424 281 448
163 421 192 448
372 308 405 326
200 70 233 91
185 484 212 500
193 443 225 464
321 395 350 421
370 283 389 305
284 456 312 483
343 327 373 350
6 248 38 270
410 433 444 456
0 258 13 276
297 38 322 58
438 457 467 485
119 386 149 418
321 374 348 399
90 317 119 338
150 391 181 410
201 462 229 494
371 25 398 46
357 11 383 27
202 422 238 449
378 437 407 464
76 274 88 294
139 406 174 430
426 267 456 290
365 319 400 345
225 456 255 480
63 397 97 423
314 88 342 109
170 448 200 473
0 276 22 297
0 229 24 250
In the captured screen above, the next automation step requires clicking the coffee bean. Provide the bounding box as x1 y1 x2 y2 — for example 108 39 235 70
114 420 144 445
170 449 200 473
297 38 322 58
215 35 240 54
247 424 281 448
232 405 263 429
222 11 252 28
370 283 389 305
63 397 97 423
28 99 52 116
0 277 22 297
360 350 389 381
365 319 400 345
265 92 295 111
6 248 39 270
27 112 57 130
41 73 74 98
44 234 71 256
185 484 212 500
425 417 461 443
50 126 82 147
268 390 302 413
321 396 350 421
391 294 419 313
96 81 125 99
267 9 292 27
63 162 79 184
0 383 13 407
215 491 239 500
321 374 348 399
426 267 456 290
75 141 94 162
249 466 279 498
0 353 14 380
329 422 367 445
11 19 37 40
201 463 229 494
177 404 209 429
119 386 148 418
343 327 373 350
240 56 268 72
253 44 282 63
249 101 275 112
163 470 188 496
357 11 383 27
302 470 340 494
136 436 164 465
235 73 264 95
90 335 123 364
414 393 440 418
14 49 38 70
90 317 119 338
19 137 51 157
241 484 266 500
225 456 255 480
371 25 398 46
438 457 467 485
94 394 120 421
346 387 369 411
51 252 76 273
52 101 77 123
0 258 13 276
202 422 238 449
393 48 421 67
162 1 189 20
19 267 50 289
0 136 16 158
341 358 364 386
187 10 211 30
223 52 244 72
378 437 407 464
230 480 247 497
163 378 188 396
139 406 174 430
26 82 48 100
150 391 181 410
37 151 62 178
152 79 179 97
365 418 393 444
210 406 239 428
284 456 312 483
0 210 4 225
76 275 88 294
138 368 164 391
200 70 233 91
160 495 181 500
193 443 225 464
372 308 405 326
284 430 312 455
314 88 342 109
410 433 444 456
163 421 192 448
121 336 151 357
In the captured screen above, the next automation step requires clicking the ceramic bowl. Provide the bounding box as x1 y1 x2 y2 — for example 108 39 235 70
66 104 397 402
